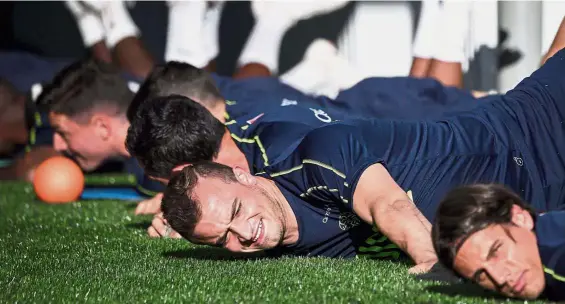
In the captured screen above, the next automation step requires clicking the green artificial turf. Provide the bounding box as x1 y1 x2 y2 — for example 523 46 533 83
0 181 550 303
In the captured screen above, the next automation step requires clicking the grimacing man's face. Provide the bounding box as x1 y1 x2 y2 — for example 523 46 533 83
187 169 288 253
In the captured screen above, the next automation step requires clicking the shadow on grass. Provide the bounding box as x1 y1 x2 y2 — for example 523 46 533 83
162 247 266 261
125 221 151 231
426 283 506 300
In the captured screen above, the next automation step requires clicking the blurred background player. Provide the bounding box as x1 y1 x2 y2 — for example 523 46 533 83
64 0 154 79
410 0 498 94
38 58 164 197
65 0 352 91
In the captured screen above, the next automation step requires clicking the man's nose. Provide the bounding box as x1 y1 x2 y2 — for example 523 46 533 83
53 133 68 152
485 262 509 290
230 221 253 245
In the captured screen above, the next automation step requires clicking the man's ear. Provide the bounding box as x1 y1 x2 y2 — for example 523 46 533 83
510 204 534 230
233 166 256 185
91 114 111 141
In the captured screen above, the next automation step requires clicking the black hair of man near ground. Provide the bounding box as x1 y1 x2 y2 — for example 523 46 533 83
153 48 565 278
432 184 565 301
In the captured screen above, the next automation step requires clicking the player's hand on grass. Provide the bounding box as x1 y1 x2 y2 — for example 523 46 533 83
407 259 437 275
413 261 463 284
135 193 163 215
147 212 182 239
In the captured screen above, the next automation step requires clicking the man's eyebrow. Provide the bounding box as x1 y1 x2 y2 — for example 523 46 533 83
214 198 238 247
470 238 500 282
502 226 516 243
487 239 501 260
230 198 238 220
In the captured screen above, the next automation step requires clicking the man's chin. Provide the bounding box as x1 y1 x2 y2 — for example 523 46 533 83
500 285 543 301
519 287 544 301
78 161 102 172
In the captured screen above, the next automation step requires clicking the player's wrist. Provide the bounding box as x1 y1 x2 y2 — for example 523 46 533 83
410 250 438 265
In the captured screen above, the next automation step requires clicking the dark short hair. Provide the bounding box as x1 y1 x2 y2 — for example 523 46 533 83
125 95 226 179
38 57 132 120
432 184 537 269
127 61 223 121
162 161 238 240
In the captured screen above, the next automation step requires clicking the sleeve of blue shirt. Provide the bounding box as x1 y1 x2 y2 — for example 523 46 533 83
288 122 385 211
542 246 565 301
536 211 565 301
122 157 165 197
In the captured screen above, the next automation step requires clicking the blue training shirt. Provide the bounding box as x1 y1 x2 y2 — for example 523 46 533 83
536 210 565 301
244 48 565 259
122 157 165 196
212 74 481 122
331 76 479 119
214 75 348 123
226 104 340 174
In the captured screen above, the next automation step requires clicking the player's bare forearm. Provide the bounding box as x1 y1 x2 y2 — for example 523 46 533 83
352 164 437 267
369 197 436 265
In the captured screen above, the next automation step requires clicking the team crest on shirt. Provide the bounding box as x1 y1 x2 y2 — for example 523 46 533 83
310 108 332 123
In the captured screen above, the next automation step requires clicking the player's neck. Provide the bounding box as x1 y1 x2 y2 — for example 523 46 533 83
115 120 131 158
215 130 250 171
259 178 300 246
209 103 226 124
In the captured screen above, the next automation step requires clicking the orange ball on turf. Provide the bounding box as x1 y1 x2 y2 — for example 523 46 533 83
33 156 85 204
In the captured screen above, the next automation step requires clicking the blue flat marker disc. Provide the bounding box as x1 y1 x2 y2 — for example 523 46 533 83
80 187 145 201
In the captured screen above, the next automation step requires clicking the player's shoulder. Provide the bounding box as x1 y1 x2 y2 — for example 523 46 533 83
536 210 565 242
537 211 565 301
542 244 565 301
301 120 367 141
290 121 365 157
